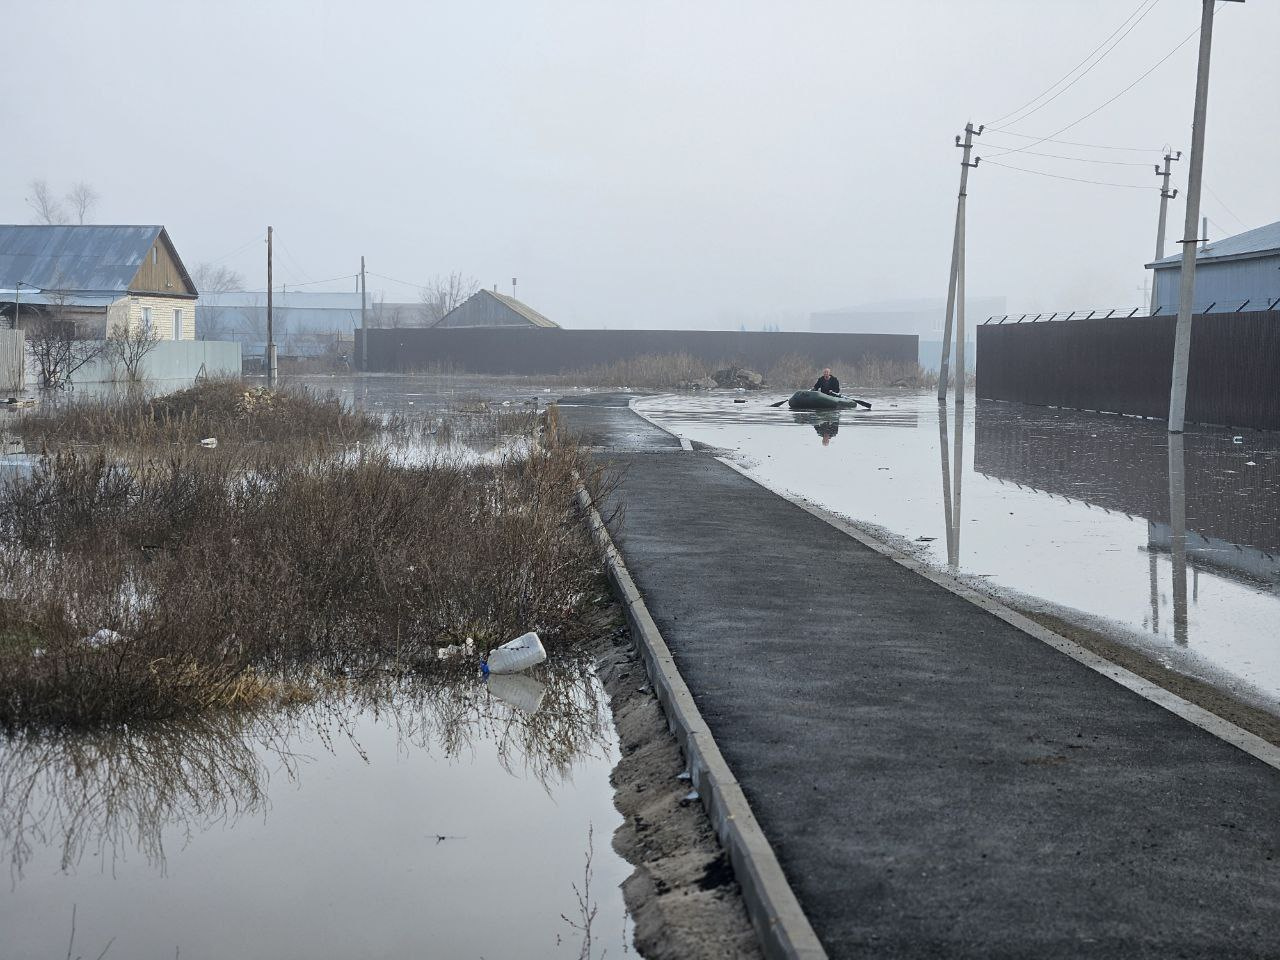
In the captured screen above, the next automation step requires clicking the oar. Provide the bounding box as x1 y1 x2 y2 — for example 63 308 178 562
768 396 790 408
838 394 873 410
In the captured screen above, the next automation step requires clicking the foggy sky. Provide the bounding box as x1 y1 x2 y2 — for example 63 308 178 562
8 0 1279 330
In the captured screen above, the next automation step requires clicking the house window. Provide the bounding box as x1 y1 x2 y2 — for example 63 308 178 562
141 307 152 335
174 308 182 340
152 248 158 266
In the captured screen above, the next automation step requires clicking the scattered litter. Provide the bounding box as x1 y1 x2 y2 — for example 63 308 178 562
1245 461 1257 467
501 401 511 406
436 637 475 660
83 628 123 648
916 536 936 542
4 397 35 407
676 771 692 782
486 674 547 714
482 631 547 675
199 437 218 448
733 398 746 404
1232 436 1243 444
408 400 415 405
680 790 700 805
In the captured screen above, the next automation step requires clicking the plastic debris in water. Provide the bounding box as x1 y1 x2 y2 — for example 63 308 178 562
1233 436 1244 444
83 628 123 648
482 631 547 675
436 637 475 660
199 437 218 448
681 790 700 804
1245 461 1258 467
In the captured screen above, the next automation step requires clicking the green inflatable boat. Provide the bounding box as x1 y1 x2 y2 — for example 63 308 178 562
786 390 859 410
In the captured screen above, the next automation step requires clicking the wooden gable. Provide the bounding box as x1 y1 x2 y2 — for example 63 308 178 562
128 228 197 297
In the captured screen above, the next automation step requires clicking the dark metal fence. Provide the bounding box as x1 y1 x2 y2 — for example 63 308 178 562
976 310 1280 430
357 327 917 375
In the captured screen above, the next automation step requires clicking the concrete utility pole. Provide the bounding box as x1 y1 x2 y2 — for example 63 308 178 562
938 122 982 404
512 277 517 298
1151 151 1181 314
1169 0 1245 433
266 226 277 385
1201 216 1209 250
359 255 367 371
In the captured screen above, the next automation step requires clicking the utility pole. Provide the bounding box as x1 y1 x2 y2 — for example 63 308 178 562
512 277 517 298
359 255 367 371
1169 0 1245 433
938 122 981 403
266 226 277 385
1201 216 1208 250
1151 151 1181 314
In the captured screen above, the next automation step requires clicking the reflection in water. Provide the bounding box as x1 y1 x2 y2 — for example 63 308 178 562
0 661 609 881
813 416 840 446
1168 434 1188 645
937 405 964 567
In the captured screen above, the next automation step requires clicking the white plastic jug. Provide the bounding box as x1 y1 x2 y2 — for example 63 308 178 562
484 631 547 675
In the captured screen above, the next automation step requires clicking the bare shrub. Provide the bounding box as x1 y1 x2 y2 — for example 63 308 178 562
0 427 604 729
13 378 380 446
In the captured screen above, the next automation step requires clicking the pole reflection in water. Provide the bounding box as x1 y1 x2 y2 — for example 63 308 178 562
938 404 963 568
1168 433 1189 645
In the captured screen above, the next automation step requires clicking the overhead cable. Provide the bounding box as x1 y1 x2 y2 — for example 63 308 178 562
981 158 1157 190
986 0 1164 131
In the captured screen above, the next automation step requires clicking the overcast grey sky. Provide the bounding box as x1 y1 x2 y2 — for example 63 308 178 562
8 0 1278 329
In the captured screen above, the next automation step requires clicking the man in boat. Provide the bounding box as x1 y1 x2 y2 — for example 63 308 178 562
813 368 841 396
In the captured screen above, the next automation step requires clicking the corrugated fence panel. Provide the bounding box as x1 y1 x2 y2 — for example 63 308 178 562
0 329 23 393
976 311 1280 430
357 328 918 376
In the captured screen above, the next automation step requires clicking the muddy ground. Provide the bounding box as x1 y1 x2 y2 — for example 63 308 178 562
591 610 762 960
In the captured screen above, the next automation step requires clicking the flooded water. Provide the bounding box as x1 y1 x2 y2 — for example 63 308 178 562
634 392 1280 710
0 374 639 960
0 665 632 960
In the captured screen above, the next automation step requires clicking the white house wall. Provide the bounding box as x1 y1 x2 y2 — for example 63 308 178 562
113 295 199 339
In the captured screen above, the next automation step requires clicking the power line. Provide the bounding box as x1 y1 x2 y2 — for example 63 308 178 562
1203 184 1249 231
987 0 1164 131
367 270 424 291
980 131 1162 153
986 5 1226 161
981 158 1157 190
999 148 1157 167
203 232 265 266
272 231 314 283
283 272 359 288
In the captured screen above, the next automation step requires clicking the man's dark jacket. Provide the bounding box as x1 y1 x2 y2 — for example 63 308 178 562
813 375 841 395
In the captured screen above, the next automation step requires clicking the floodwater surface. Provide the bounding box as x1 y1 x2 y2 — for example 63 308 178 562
635 391 1280 710
0 666 632 960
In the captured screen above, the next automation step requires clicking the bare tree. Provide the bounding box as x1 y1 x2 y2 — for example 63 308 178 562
24 289 104 388
419 272 479 325
190 263 245 340
26 179 69 225
65 182 100 224
106 314 162 382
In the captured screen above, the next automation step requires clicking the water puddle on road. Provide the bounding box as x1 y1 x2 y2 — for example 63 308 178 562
0 662 632 960
635 391 1280 709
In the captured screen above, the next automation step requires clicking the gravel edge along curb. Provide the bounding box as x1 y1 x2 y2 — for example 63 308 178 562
575 486 829 960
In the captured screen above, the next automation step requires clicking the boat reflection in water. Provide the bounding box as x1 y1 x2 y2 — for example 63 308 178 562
790 411 842 446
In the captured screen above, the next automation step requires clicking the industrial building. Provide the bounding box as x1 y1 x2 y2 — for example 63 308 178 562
197 290 362 359
1146 219 1280 314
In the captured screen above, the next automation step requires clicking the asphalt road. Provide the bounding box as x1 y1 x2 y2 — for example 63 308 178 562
560 394 1280 960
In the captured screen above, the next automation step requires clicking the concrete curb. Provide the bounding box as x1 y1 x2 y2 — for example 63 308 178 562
575 486 828 960
714 455 1280 774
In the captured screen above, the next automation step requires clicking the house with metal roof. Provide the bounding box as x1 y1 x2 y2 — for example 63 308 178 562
0 224 198 339
1146 219 1280 314
432 289 560 329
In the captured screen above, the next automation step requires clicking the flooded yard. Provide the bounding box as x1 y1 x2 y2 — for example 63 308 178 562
1 666 633 959
0 375 639 959
634 391 1280 713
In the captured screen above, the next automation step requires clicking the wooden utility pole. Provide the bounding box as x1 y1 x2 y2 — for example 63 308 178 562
1151 151 1181 314
1169 0 1245 433
938 122 981 404
266 226 277 385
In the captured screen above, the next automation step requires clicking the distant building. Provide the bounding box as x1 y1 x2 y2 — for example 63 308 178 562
811 296 1006 372
433 289 560 329
0 224 197 339
1146 219 1280 314
198 290 363 359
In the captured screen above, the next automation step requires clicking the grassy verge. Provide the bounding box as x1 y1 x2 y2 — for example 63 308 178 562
13 378 381 446
0 384 608 730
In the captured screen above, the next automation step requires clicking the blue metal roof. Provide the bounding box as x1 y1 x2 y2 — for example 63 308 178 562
0 225 167 292
1148 219 1280 269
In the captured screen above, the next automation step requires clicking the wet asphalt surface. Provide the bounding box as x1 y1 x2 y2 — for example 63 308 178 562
559 394 1280 959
